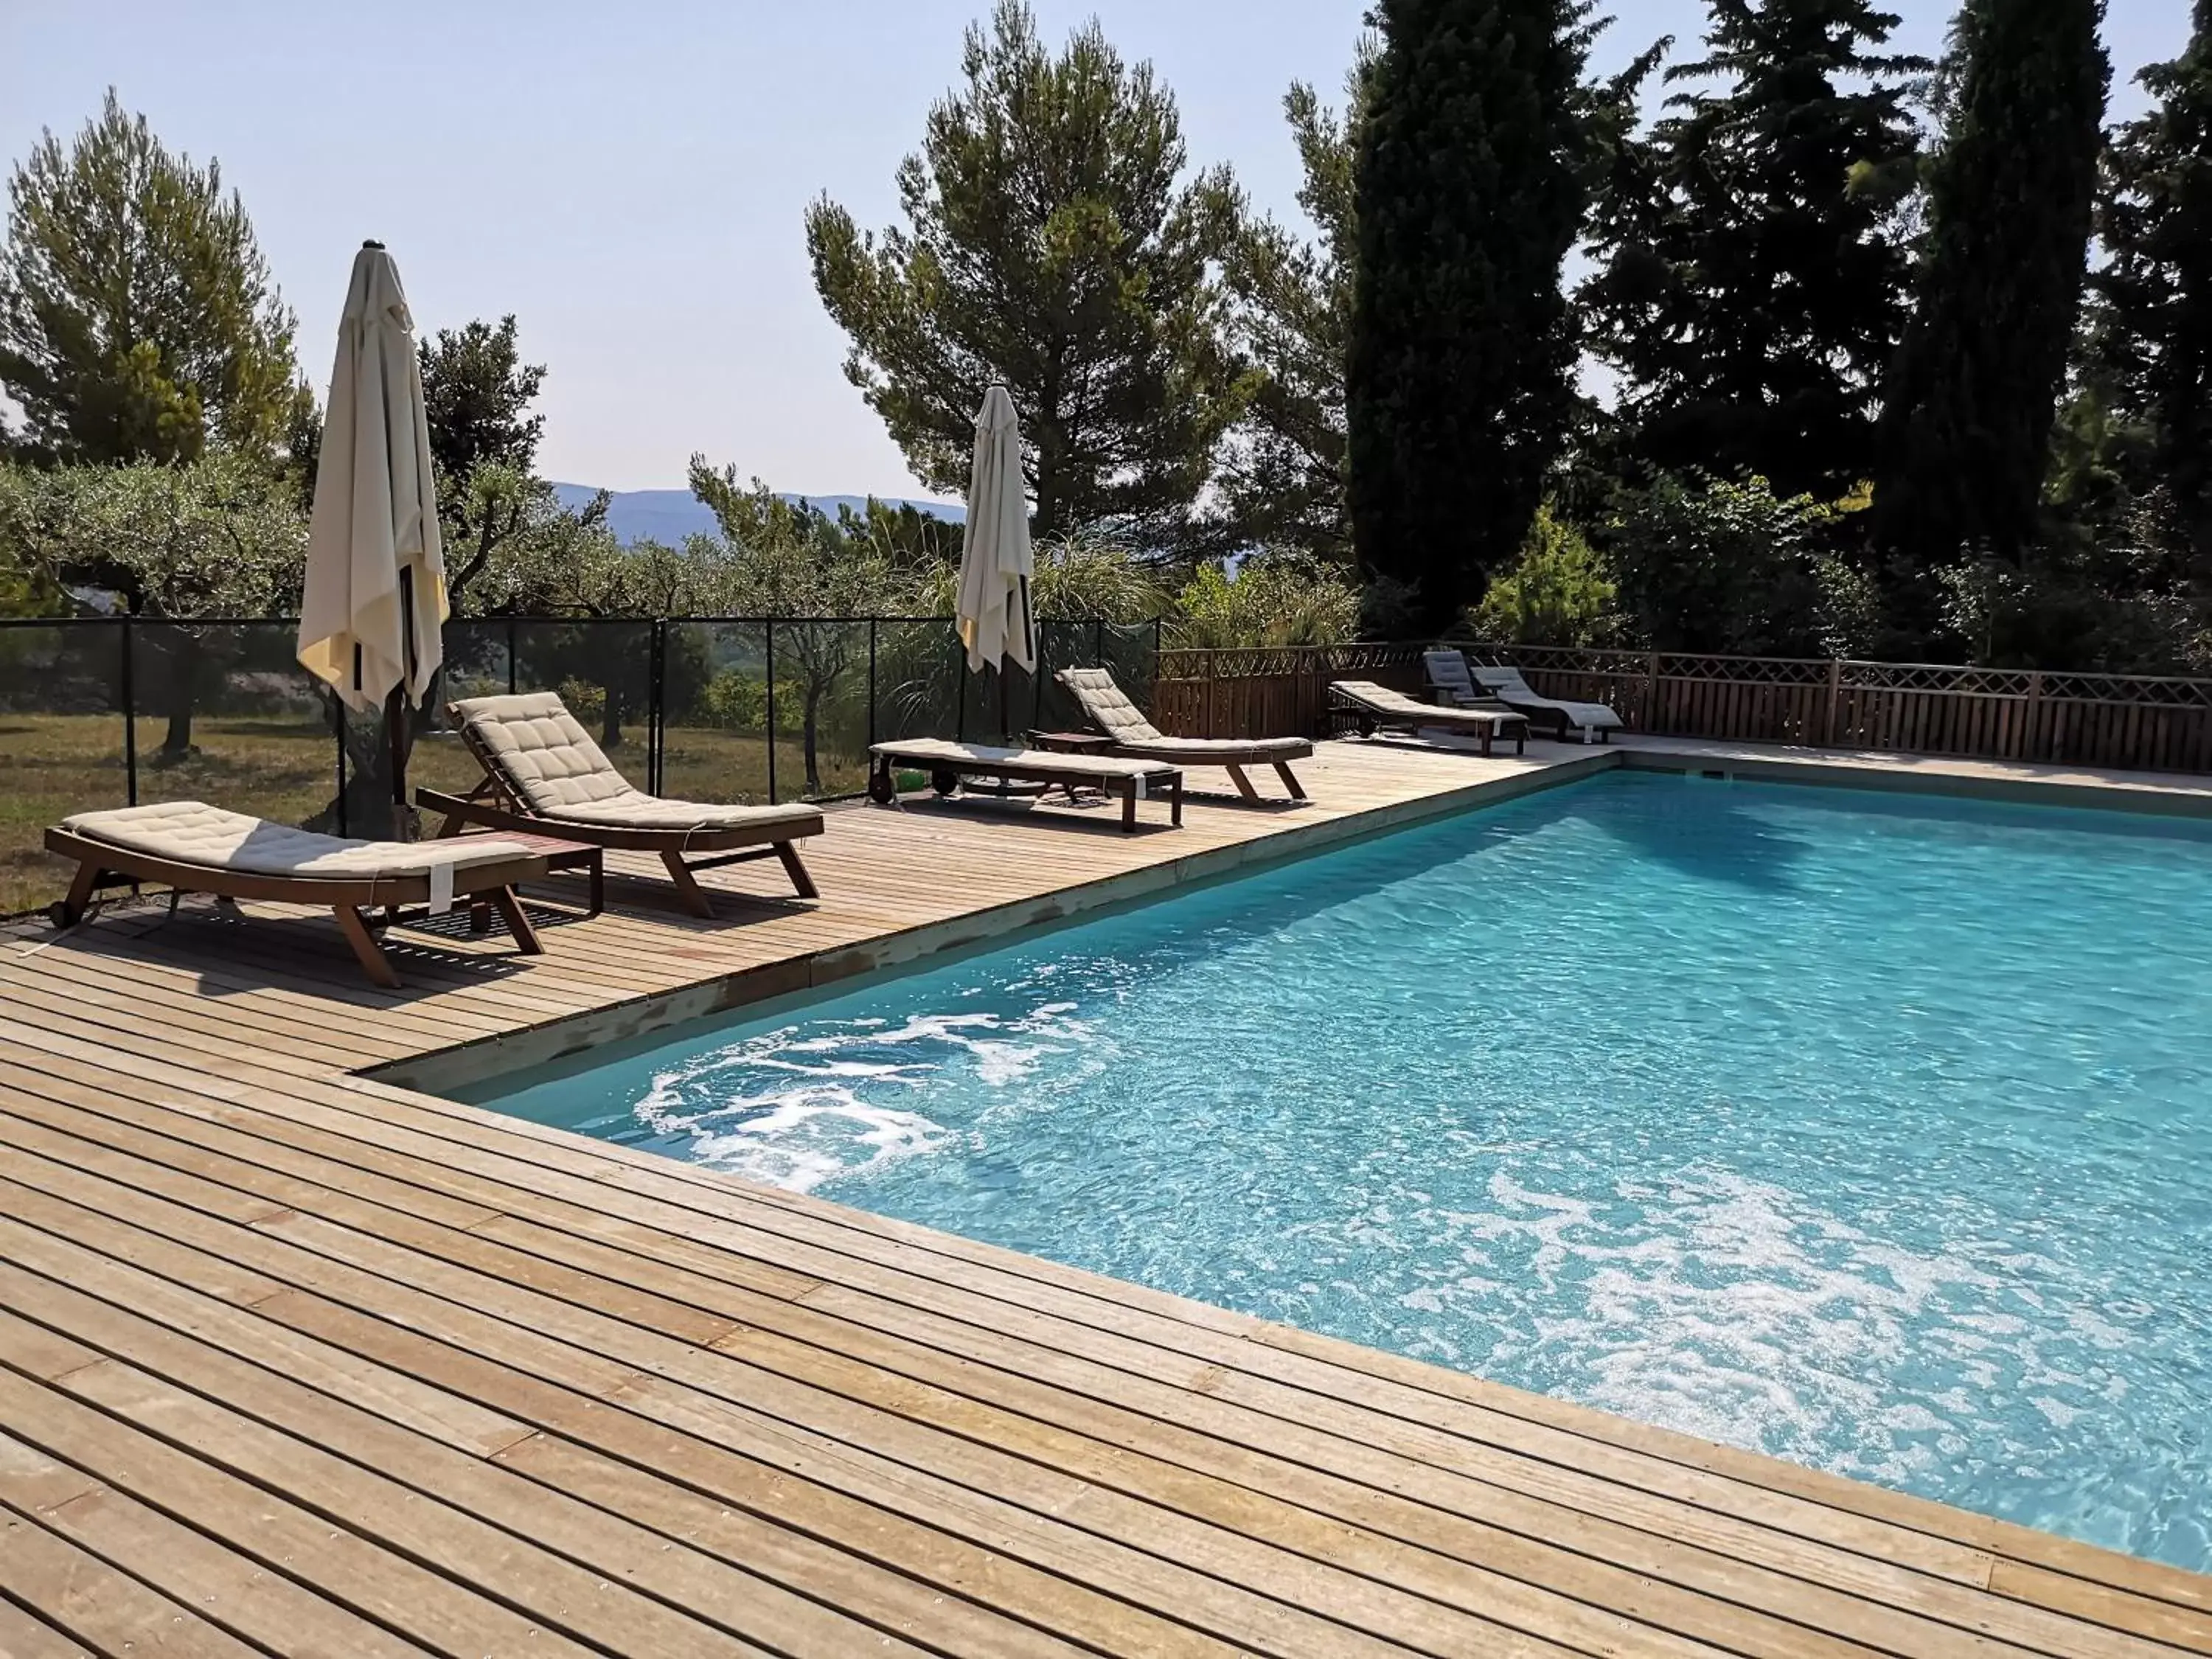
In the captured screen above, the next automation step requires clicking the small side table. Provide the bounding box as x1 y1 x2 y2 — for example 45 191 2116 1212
457 830 604 930
1027 730 1117 756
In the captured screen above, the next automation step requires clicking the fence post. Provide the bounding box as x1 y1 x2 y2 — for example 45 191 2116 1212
764 619 778 804
1644 652 1662 731
955 647 968 743
1204 650 1217 737
867 619 878 749
333 689 348 838
647 619 665 796
506 615 518 695
2027 669 2046 761
1823 658 1843 748
1032 622 1048 733
119 616 138 807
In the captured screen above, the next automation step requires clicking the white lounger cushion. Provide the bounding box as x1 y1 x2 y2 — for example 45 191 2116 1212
453 692 818 834
63 801 532 879
1331 681 1516 723
874 737 1178 777
1471 667 1623 730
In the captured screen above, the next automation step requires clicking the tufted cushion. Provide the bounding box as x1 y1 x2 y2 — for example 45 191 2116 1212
540 794 823 832
63 801 532 878
1056 667 1165 744
453 692 820 833
451 691 636 813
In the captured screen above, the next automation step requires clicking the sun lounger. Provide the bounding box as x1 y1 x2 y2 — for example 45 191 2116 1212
1467 661 1622 744
1054 666 1311 801
1422 649 1523 713
421 692 823 917
44 801 550 987
1328 680 1528 755
869 738 1183 831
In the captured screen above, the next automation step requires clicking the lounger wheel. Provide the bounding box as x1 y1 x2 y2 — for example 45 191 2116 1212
46 900 75 930
867 768 897 804
1355 715 1377 739
931 767 961 797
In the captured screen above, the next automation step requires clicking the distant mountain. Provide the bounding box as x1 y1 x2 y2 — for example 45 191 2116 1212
551 484 964 546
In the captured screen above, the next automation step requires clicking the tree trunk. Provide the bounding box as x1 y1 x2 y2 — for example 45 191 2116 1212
803 685 823 797
601 685 625 749
1034 350 1065 538
160 633 200 757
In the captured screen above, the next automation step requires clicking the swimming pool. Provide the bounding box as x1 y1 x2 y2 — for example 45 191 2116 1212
475 771 2212 1570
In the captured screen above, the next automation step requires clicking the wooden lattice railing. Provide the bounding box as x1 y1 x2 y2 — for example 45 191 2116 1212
1151 643 1429 746
1151 641 2212 775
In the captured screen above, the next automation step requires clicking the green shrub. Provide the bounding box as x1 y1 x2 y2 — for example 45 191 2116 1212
1166 552 1360 648
700 668 768 730
1468 507 1622 645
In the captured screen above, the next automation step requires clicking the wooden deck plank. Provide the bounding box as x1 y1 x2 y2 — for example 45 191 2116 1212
0 1500 248 1659
0 736 2205 1657
0 1260 937 1659
0 1416 456 1659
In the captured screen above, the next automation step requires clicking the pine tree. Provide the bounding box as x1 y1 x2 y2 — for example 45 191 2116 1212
2093 1 2212 571
0 91 307 467
1346 0 1597 638
806 1 1245 557
1582 1 1927 499
1872 0 2110 652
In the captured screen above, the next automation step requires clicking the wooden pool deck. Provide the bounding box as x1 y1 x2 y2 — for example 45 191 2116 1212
1 734 2208 1658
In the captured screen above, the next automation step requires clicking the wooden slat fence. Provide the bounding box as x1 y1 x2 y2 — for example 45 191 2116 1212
1151 643 1428 740
1152 642 2212 775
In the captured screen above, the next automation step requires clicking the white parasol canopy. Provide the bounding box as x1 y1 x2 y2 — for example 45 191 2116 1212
297 241 448 713
956 383 1035 675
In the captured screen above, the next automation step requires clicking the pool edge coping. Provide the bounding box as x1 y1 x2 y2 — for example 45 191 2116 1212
365 744 1621 1096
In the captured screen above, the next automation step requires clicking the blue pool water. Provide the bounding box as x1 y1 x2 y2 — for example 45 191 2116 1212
479 772 2212 1568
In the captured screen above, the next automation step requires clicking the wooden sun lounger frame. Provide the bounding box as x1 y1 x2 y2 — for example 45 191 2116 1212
417 704 823 919
868 745 1183 832
417 780 820 919
1085 739 1309 803
1052 668 1312 801
43 827 550 989
1467 662 1618 744
1329 684 1530 756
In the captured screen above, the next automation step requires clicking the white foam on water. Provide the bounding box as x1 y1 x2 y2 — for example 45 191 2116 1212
618 998 1111 1196
1395 1162 2105 1488
639 1080 951 1194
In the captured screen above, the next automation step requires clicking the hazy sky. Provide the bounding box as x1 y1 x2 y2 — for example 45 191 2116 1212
0 1 2192 499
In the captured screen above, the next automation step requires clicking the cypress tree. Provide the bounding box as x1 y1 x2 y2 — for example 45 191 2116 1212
1346 0 1596 639
2093 1 2212 569
1872 0 2110 652
1582 1 1927 500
